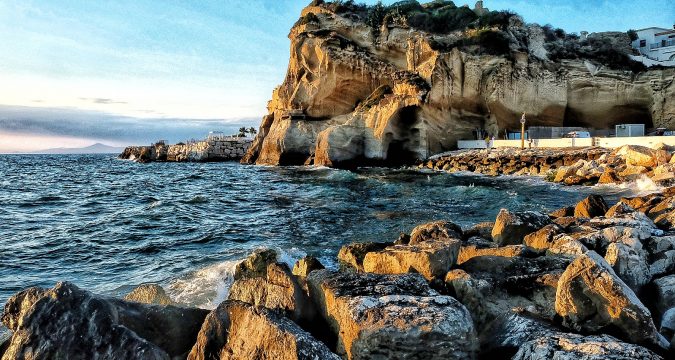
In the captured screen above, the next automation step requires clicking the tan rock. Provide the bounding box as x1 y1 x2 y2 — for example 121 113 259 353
363 239 461 280
616 145 658 168
409 220 462 244
337 242 390 272
597 168 621 184
457 244 525 264
124 284 175 305
292 256 324 277
574 195 609 218
555 251 667 348
492 209 551 246
523 224 564 252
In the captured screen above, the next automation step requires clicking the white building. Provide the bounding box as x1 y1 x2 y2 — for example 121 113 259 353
631 27 675 67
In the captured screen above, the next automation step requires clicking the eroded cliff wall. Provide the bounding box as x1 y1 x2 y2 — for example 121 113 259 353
242 4 675 167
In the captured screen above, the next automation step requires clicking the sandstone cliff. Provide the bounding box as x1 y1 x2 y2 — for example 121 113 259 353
242 1 675 167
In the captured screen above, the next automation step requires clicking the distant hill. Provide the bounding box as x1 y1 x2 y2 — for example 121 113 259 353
32 143 125 154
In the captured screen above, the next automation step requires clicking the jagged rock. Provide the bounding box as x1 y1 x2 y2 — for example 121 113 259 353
409 220 462 244
1 282 209 360
234 248 278 280
545 235 589 257
337 242 390 272
362 238 461 280
188 301 340 360
598 168 622 184
524 224 564 253
124 284 175 305
555 251 667 348
604 242 651 292
292 256 325 277
307 270 477 360
457 244 525 264
394 232 411 245
447 256 570 327
492 209 551 246
480 312 662 360
605 201 635 218
646 236 675 278
652 275 675 317
512 334 663 360
660 308 675 341
463 222 495 240
616 145 660 168
228 261 313 324
574 195 609 219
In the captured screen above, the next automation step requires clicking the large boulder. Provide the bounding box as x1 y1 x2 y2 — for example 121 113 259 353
616 145 661 168
228 261 314 324
292 256 325 277
188 301 340 360
1 282 209 360
652 275 675 317
604 242 651 292
362 239 461 280
409 220 462 244
574 195 609 219
307 270 477 360
234 248 278 280
523 224 564 253
337 242 390 272
457 244 525 265
492 210 551 246
555 252 667 348
124 284 175 305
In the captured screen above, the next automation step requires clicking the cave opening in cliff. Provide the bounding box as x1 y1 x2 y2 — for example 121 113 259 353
384 106 422 166
563 105 654 130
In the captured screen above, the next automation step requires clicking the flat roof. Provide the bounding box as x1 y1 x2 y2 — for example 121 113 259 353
636 27 671 32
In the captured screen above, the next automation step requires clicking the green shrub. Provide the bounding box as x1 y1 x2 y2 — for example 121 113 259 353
477 10 516 30
627 29 638 42
293 12 319 28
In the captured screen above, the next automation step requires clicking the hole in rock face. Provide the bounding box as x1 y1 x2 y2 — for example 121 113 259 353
384 106 423 166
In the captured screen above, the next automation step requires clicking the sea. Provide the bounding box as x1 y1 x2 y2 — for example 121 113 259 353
0 154 662 320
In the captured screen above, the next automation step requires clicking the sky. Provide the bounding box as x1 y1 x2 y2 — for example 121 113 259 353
0 0 673 152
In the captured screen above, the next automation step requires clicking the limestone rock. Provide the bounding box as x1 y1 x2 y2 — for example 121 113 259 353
652 275 675 317
574 195 609 219
124 284 175 305
188 301 340 360
337 242 390 272
228 261 313 324
292 256 325 277
362 238 461 280
598 168 621 184
524 224 564 253
234 248 278 280
409 220 462 244
457 244 525 264
616 145 660 168
555 251 666 348
492 209 551 246
549 206 574 219
604 242 651 292
307 270 477 360
1 282 209 360
512 333 663 360
463 221 495 240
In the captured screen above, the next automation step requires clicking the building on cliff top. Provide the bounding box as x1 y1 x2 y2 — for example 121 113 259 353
473 1 489 16
631 26 675 67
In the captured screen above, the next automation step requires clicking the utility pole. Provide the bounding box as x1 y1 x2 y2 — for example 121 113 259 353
520 113 526 150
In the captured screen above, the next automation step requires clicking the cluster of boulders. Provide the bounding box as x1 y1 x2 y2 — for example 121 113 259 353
421 144 675 187
4 191 675 359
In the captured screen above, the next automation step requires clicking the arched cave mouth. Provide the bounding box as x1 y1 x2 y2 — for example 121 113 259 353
563 105 654 129
384 106 423 166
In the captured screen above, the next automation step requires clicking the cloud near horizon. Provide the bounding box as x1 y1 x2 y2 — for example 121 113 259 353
0 105 259 152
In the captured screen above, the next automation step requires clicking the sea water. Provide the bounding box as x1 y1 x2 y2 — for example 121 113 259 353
0 154 657 311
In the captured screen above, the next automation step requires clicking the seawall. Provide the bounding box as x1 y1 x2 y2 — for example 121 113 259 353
119 138 253 163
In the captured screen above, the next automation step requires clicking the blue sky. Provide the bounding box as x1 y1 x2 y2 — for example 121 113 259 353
0 0 673 151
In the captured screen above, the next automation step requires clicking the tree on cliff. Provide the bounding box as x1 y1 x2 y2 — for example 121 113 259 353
238 127 249 137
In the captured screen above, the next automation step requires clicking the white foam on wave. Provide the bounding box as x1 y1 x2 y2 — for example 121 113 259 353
164 247 308 310
614 174 663 196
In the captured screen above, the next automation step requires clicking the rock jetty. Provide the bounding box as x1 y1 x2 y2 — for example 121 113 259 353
119 138 252 163
5 188 675 359
421 144 675 186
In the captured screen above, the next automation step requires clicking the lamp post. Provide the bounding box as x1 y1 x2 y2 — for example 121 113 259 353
520 113 526 150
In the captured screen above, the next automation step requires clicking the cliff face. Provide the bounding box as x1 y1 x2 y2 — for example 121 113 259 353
242 3 675 167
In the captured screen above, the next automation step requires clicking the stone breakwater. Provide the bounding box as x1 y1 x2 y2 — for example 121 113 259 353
421 144 675 187
4 189 675 358
119 138 253 163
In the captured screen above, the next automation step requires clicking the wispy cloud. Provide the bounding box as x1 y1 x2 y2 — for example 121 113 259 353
79 97 128 105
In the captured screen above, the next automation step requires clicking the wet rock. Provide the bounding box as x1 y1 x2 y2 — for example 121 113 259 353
492 209 551 246
234 248 278 280
409 220 462 244
292 256 325 277
362 238 461 280
574 195 609 219
188 301 340 360
228 261 313 324
124 284 175 305
337 242 390 272
555 251 667 348
307 270 477 360
1 282 209 360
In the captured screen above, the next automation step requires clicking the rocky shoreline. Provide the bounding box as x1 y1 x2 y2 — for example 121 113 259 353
119 138 252 163
421 144 675 187
3 185 675 359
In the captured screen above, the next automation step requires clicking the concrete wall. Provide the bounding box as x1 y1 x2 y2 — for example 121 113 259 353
458 136 675 150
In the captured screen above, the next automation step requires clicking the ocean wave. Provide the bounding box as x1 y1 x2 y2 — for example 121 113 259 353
167 259 240 310
182 195 209 204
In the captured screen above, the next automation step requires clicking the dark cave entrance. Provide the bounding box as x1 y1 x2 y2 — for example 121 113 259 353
384 106 422 166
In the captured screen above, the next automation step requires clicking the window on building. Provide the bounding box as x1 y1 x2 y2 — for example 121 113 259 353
640 39 646 47
663 39 668 47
